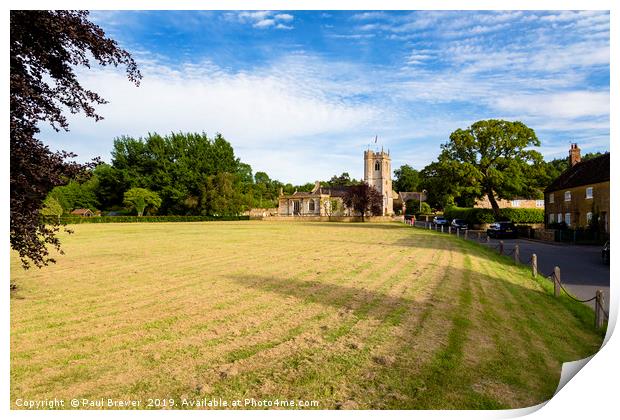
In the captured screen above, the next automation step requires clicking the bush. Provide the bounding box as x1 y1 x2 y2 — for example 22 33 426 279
45 215 250 224
443 207 544 224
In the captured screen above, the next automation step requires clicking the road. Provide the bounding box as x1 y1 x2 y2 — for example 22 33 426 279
480 237 609 312
413 222 610 312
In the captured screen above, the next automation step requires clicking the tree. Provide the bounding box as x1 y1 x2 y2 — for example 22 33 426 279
11 10 140 268
328 172 354 187
40 197 63 222
48 180 99 213
123 188 161 216
342 183 383 221
200 173 243 216
393 165 420 192
322 198 341 217
437 120 543 217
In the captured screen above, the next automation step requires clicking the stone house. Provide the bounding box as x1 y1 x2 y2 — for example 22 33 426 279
277 182 352 216
544 144 610 233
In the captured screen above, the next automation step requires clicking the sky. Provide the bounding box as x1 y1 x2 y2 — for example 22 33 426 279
40 10 610 185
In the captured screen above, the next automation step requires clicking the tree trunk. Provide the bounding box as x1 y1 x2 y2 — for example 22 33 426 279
487 191 501 218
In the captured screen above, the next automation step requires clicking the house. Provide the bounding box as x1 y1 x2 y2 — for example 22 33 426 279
474 196 544 209
70 208 94 217
544 144 610 233
277 148 396 216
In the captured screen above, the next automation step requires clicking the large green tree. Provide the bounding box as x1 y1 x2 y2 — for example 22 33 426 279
437 119 544 216
10 10 140 268
393 165 420 192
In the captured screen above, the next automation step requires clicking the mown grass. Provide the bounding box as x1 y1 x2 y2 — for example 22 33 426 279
10 221 603 409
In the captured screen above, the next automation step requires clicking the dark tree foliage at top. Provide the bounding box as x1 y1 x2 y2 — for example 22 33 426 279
10 10 141 268
342 183 383 222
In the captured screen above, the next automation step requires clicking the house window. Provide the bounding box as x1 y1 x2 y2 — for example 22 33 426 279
564 191 571 201
374 161 381 171
565 213 571 226
309 200 315 212
585 187 593 199
549 213 555 224
549 193 554 204
536 200 545 208
557 213 562 223
511 200 521 207
586 212 593 224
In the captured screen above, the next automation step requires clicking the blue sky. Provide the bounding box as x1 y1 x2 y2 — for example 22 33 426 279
41 10 610 184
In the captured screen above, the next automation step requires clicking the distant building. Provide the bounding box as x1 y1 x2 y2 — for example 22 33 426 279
277 148 397 217
70 208 94 217
474 196 544 209
544 144 610 233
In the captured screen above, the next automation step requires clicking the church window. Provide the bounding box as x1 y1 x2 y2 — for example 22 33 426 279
309 200 315 212
375 161 380 171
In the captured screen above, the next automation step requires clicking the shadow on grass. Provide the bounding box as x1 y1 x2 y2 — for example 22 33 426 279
223 260 603 409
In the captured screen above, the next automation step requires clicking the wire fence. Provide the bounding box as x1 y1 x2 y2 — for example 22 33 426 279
405 219 609 329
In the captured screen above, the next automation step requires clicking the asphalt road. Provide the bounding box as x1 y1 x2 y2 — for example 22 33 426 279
479 237 610 312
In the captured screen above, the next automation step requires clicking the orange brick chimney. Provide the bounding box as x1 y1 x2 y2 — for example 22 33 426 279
568 143 581 167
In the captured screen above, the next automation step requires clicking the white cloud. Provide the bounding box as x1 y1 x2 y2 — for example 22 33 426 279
229 11 295 30
274 13 294 22
494 91 609 120
254 19 275 28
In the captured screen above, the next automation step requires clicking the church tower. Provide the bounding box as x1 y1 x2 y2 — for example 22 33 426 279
364 148 394 216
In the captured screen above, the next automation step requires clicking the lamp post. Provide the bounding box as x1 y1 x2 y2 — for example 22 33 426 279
420 189 427 213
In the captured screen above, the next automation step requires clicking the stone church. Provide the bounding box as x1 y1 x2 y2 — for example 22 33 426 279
277 148 397 217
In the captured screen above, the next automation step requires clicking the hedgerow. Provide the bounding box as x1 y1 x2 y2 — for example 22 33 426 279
45 215 250 224
444 207 544 224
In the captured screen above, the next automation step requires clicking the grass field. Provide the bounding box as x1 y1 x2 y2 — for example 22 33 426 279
10 221 603 409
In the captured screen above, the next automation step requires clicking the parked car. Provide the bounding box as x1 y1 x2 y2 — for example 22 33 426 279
487 221 517 239
602 241 609 264
433 216 448 226
451 219 468 230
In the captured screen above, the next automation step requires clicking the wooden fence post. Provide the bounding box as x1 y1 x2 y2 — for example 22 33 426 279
441 225 444 233
595 290 605 329
448 226 451 234
478 232 481 241
486 235 490 243
499 240 504 255
553 266 561 297
531 254 537 278
514 244 520 264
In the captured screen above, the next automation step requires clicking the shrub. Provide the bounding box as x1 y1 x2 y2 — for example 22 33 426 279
443 206 544 224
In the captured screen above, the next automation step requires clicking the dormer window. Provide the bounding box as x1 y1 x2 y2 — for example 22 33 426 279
374 161 381 171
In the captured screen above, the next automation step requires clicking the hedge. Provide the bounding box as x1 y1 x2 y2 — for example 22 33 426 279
47 215 250 224
443 206 544 224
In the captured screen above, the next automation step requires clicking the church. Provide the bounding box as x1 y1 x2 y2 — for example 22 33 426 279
277 148 397 217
